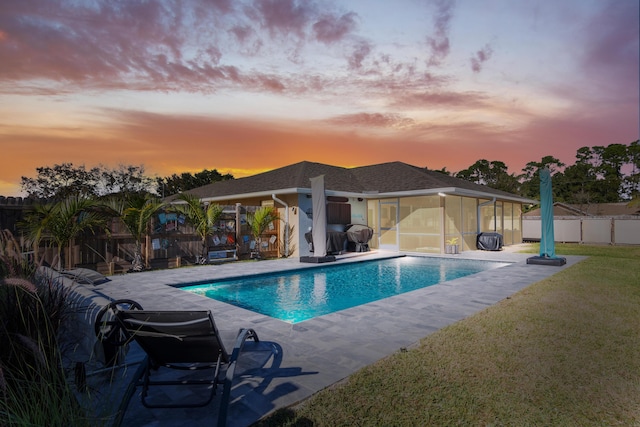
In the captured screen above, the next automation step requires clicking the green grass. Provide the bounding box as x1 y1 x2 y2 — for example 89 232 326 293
255 244 640 426
520 242 640 259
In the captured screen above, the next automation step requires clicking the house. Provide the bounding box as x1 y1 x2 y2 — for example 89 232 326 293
178 161 536 257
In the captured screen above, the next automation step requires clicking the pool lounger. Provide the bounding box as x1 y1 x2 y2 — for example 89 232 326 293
99 301 259 427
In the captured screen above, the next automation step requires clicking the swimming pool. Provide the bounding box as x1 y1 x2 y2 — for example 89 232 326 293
181 256 510 323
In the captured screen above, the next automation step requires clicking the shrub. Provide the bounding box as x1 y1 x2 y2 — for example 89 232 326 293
0 231 92 426
0 229 36 280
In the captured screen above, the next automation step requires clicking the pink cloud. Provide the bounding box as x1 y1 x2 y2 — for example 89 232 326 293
252 0 316 38
313 12 358 44
0 0 367 94
425 0 455 67
470 44 493 73
327 113 415 129
390 91 488 109
230 24 254 43
348 40 372 70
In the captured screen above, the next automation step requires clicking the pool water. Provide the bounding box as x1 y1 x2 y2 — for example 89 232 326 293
181 256 509 323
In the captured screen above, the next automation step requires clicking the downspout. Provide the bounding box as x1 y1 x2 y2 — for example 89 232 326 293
477 197 497 234
272 194 289 257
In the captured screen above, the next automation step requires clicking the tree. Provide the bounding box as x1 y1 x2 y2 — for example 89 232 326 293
21 163 156 200
593 144 628 202
21 163 100 200
97 164 157 196
104 193 164 271
559 162 597 206
430 167 451 175
455 160 520 193
556 143 636 204
246 207 279 259
156 169 234 197
171 193 223 262
624 140 640 202
518 156 565 200
20 196 106 270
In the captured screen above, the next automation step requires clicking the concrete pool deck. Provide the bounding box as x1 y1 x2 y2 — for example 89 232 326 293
81 247 585 426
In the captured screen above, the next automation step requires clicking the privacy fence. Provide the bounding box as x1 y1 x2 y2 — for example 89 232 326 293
522 216 640 245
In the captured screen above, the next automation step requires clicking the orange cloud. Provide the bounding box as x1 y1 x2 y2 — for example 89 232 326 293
1 103 637 198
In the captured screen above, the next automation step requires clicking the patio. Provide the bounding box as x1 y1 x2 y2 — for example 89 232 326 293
74 247 585 426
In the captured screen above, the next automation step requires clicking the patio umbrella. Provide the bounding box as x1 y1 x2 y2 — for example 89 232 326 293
310 174 327 257
527 167 566 265
539 167 556 258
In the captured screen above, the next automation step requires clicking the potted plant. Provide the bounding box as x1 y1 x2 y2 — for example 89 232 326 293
445 237 460 254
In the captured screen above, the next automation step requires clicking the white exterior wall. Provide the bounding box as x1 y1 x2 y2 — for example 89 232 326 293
349 198 368 225
298 194 314 257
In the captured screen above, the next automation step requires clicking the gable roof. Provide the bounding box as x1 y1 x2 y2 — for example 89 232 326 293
177 161 534 203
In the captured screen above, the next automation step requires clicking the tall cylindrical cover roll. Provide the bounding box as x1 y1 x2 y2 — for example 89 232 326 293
310 175 327 257
539 168 556 258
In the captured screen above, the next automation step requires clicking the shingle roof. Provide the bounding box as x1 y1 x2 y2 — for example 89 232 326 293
178 160 529 201
349 162 522 198
181 162 361 200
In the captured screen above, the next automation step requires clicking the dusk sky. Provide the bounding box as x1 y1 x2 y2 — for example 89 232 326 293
1 0 638 197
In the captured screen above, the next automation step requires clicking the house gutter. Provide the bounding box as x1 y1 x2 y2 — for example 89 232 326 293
272 194 289 257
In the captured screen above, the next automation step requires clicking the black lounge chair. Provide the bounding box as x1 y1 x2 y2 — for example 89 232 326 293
104 302 259 427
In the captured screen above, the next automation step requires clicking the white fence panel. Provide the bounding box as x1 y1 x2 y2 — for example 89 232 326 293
522 219 581 242
554 219 582 243
614 219 640 244
522 219 541 240
582 219 612 244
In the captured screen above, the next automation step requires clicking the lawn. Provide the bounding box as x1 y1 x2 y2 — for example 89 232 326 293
255 244 640 426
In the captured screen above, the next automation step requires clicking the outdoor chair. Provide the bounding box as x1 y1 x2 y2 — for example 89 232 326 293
100 301 259 427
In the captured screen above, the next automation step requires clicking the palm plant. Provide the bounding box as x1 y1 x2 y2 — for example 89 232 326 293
246 206 280 259
171 193 223 263
20 196 106 270
104 193 164 272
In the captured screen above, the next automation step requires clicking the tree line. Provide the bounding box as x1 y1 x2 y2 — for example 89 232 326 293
448 141 639 204
19 163 234 200
18 141 639 205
